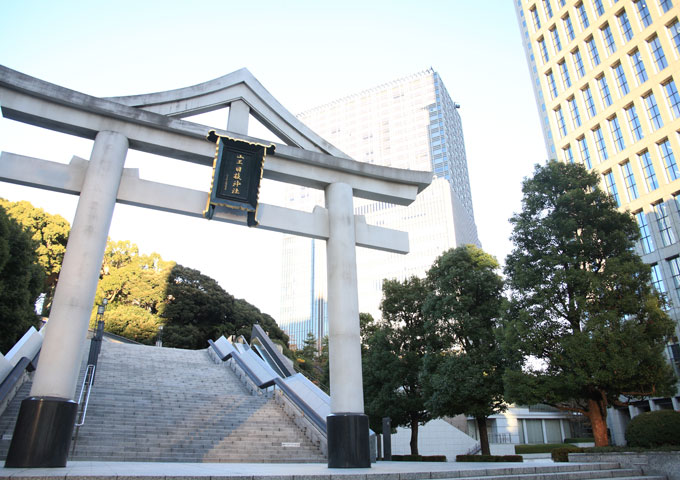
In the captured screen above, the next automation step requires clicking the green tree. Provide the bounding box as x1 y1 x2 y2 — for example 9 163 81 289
0 199 70 315
422 245 506 455
362 277 433 455
0 206 45 353
503 161 676 447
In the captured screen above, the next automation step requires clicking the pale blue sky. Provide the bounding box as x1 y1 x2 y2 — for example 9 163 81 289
0 1 547 317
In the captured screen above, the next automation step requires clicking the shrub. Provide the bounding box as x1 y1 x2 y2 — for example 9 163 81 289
564 438 594 444
551 446 583 462
514 443 573 454
390 455 447 462
456 455 523 462
625 410 680 448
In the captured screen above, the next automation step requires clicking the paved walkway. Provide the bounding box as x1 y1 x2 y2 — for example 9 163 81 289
0 459 596 480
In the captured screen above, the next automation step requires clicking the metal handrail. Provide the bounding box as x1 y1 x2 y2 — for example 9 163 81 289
74 364 96 426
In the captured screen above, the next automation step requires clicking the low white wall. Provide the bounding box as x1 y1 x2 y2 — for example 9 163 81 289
390 418 477 460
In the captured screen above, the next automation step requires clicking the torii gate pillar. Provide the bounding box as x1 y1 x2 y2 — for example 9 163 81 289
325 182 370 468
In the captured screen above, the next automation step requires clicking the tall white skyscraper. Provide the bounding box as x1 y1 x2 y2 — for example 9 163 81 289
280 69 480 349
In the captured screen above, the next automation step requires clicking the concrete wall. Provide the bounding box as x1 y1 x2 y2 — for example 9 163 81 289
389 418 478 460
570 452 680 480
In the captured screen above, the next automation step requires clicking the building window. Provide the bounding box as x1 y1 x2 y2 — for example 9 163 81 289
636 212 656 253
598 75 613 107
593 0 605 17
621 161 639 200
660 138 680 181
544 0 554 18
564 145 575 163
539 38 550 62
578 136 592 168
626 104 644 142
547 71 559 99
651 264 666 292
602 23 617 54
648 35 668 71
586 36 601 67
669 258 680 298
655 202 676 246
594 126 609 162
659 0 674 13
629 49 648 84
556 107 568 137
564 15 575 41
609 115 626 152
618 10 634 42
552 27 563 52
663 80 680 119
559 62 572 88
573 48 585 77
568 97 582 127
531 7 541 30
644 92 664 130
613 63 630 96
669 20 680 56
583 85 597 118
639 150 659 191
604 171 621 206
635 0 652 28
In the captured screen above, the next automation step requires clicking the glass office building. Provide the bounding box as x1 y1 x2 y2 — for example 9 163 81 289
279 69 480 350
514 0 680 441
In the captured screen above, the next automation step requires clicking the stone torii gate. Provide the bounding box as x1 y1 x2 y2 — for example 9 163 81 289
0 66 431 468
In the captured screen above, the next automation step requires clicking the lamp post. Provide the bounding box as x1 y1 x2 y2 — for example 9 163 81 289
88 298 107 366
156 325 163 347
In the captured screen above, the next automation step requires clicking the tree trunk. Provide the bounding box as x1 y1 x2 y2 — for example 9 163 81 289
586 398 609 447
410 415 419 456
476 416 491 456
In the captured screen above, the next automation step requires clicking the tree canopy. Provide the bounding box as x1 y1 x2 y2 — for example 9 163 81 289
422 245 506 455
0 206 45 353
503 161 676 446
362 277 433 455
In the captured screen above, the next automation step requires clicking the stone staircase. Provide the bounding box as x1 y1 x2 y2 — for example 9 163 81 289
0 341 325 463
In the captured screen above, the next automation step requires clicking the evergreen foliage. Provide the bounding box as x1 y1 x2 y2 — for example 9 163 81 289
503 161 676 447
625 410 680 447
0 206 45 353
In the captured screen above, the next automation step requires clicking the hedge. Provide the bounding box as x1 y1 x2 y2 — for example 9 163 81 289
515 443 573 454
390 455 447 462
456 454 523 462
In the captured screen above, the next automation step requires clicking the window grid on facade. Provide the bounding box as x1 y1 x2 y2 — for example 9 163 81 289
636 211 656 254
594 126 609 162
573 48 585 77
651 264 666 293
583 85 597 117
587 36 601 67
660 139 680 181
602 24 617 54
564 145 575 163
644 92 664 130
663 80 680 119
648 35 668 71
669 20 680 55
609 115 626 152
593 0 605 17
576 2 590 29
613 63 630 96
630 49 648 84
621 161 639 200
539 38 550 63
635 0 652 28
639 150 659 191
568 97 582 127
544 0 554 17
578 136 592 168
531 7 541 30
604 171 621 206
547 71 559 99
618 10 634 41
552 28 563 53
598 75 613 107
565 15 575 40
626 104 644 142
559 62 572 88
656 201 677 246
659 0 674 13
556 107 568 136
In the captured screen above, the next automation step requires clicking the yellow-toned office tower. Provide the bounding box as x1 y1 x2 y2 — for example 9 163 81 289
279 70 480 352
514 0 680 441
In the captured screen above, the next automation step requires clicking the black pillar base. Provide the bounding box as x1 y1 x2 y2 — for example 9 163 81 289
327 413 371 468
5 397 78 468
